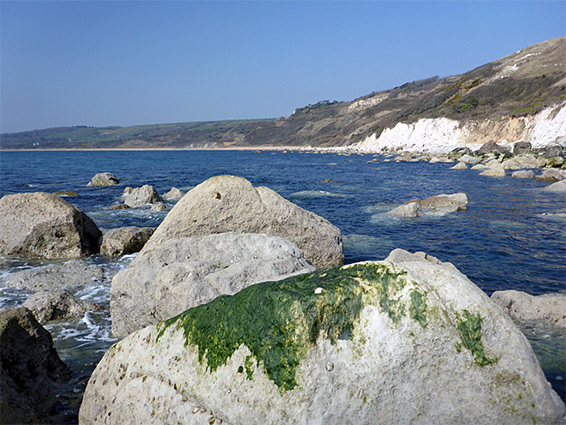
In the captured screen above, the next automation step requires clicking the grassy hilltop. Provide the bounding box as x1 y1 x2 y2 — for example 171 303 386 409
2 37 564 150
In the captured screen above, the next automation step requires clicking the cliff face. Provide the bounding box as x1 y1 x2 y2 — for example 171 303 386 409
1 37 565 150
356 101 566 153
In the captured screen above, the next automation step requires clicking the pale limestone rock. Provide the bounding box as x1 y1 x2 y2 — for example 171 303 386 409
512 170 535 179
87 172 119 187
491 290 566 329
124 185 163 207
0 192 101 259
389 202 421 218
451 162 468 170
163 187 185 199
143 175 344 269
99 227 155 257
23 289 105 324
110 232 315 338
80 251 565 425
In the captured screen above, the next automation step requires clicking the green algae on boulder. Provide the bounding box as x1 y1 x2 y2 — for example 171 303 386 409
157 263 411 391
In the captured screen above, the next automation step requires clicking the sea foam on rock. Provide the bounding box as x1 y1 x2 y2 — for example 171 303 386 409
0 192 102 259
81 249 564 425
110 232 315 338
143 175 344 269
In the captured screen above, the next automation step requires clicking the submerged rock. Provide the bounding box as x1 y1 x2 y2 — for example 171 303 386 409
4 261 106 292
23 289 105 324
0 307 71 424
124 184 163 207
87 172 119 187
150 202 170 212
100 226 155 257
389 202 421 218
53 190 79 197
143 175 344 269
81 250 564 425
0 192 102 259
110 232 315 338
491 290 566 330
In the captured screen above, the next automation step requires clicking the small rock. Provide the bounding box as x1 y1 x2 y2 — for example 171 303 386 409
511 170 535 179
538 144 563 158
163 187 185 200
546 156 564 168
451 162 468 170
53 191 79 197
108 203 130 210
150 202 170 212
512 141 532 155
480 165 506 177
536 168 564 183
87 172 119 187
471 163 488 170
122 187 133 197
23 289 105 324
100 227 155 257
124 185 163 208
459 154 481 165
389 202 422 218
418 193 468 212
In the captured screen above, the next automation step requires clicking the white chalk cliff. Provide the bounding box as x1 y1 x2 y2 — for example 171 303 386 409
355 101 566 153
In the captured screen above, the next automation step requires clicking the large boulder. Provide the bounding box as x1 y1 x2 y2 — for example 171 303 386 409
81 250 564 425
4 261 107 292
477 141 509 156
124 185 163 207
513 141 532 155
87 172 119 187
0 307 71 424
99 226 155 257
143 175 344 269
22 289 105 324
491 290 566 330
0 192 102 259
110 232 315 338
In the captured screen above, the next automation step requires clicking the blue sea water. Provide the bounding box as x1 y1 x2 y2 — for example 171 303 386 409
0 150 565 418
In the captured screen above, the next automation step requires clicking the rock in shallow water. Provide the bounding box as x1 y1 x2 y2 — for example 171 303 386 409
22 289 105 324
110 232 315 338
100 226 155 257
87 172 119 187
143 175 344 269
81 249 565 425
0 192 102 259
124 184 163 207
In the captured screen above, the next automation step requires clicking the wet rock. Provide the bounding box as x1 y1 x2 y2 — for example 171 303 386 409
480 164 506 177
4 261 106 292
513 141 532 155
100 226 155 257
150 202 170 212
471 163 489 170
87 172 119 187
543 179 566 192
122 187 133 197
53 191 79 197
417 192 468 212
110 232 315 338
491 290 566 330
81 250 565 425
511 170 535 179
144 175 344 269
163 187 185 200
536 168 564 183
23 289 105 324
124 185 163 207
389 202 421 218
0 192 102 259
0 307 71 424
108 203 130 210
450 162 468 170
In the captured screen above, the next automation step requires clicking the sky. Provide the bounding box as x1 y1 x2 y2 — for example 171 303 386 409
1 1 564 134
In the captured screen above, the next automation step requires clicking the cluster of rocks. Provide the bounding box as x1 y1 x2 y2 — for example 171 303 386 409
2 172 565 424
377 141 566 186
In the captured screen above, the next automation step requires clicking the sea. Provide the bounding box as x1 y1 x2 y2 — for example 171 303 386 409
0 149 564 420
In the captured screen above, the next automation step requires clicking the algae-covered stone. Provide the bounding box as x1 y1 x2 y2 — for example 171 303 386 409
143 175 344 269
110 232 315 338
81 250 564 425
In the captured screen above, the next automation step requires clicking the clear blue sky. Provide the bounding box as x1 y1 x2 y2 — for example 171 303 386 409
1 1 564 134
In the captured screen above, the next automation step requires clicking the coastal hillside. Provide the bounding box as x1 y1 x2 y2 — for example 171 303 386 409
1 37 565 150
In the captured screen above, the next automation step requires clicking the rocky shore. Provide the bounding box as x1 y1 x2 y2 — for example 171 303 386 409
0 167 565 424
